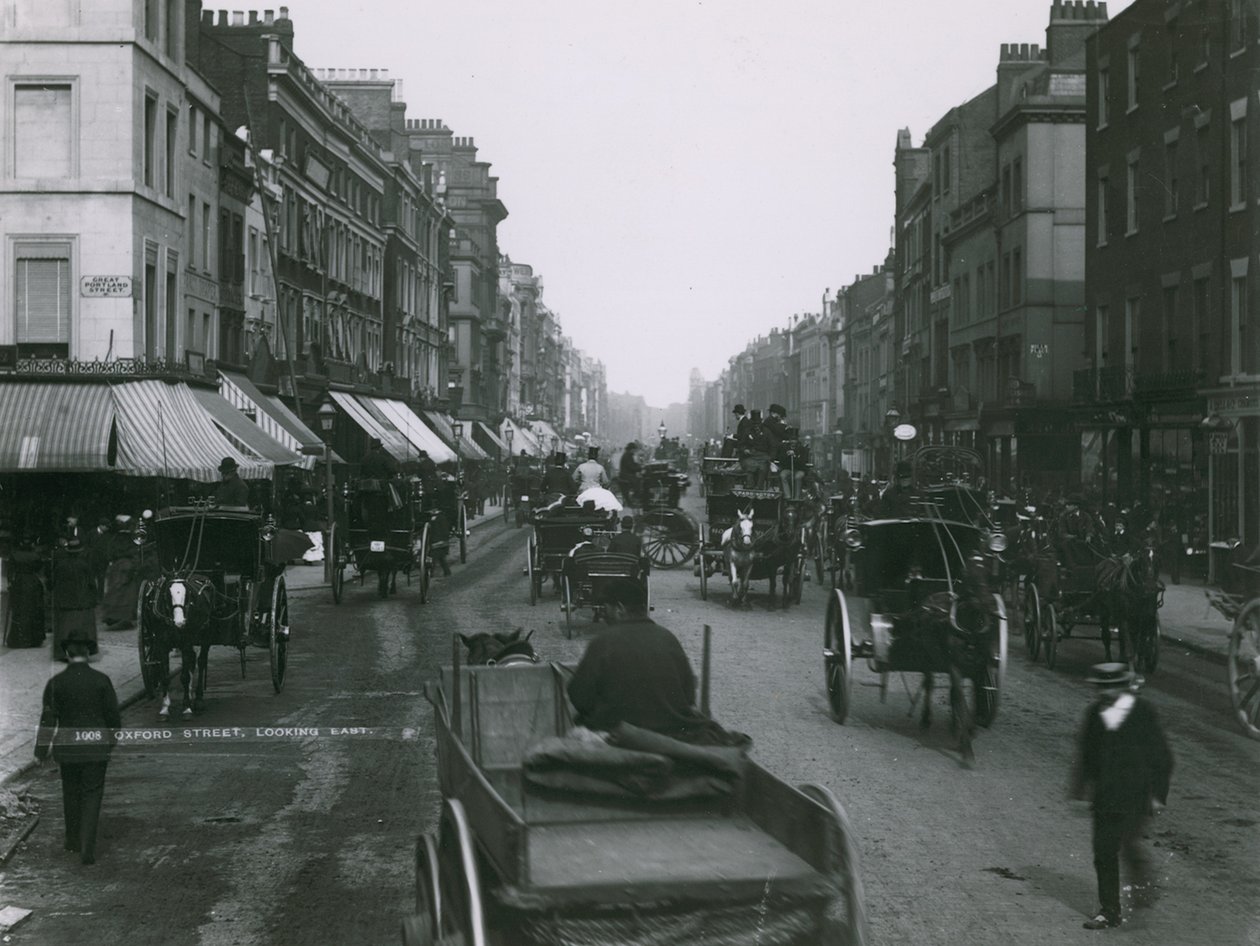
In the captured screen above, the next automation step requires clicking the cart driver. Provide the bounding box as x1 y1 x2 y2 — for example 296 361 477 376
215 457 250 508
877 461 916 518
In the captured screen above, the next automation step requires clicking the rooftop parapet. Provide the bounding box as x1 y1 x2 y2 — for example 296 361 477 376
1049 0 1108 21
201 7 288 27
999 42 1045 62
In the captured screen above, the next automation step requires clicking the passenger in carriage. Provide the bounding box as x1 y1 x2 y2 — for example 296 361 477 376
738 409 777 490
214 457 250 508
877 461 916 518
541 452 573 501
360 438 399 480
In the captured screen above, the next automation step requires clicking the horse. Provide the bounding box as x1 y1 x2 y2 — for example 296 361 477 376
721 509 757 607
1096 538 1162 670
459 628 540 666
140 574 215 719
720 505 803 609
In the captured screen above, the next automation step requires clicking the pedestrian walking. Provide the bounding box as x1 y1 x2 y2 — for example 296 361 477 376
51 537 99 660
101 515 139 630
4 547 46 648
34 629 121 865
1070 662 1173 930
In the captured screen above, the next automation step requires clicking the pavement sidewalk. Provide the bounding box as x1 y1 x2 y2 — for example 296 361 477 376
0 499 505 789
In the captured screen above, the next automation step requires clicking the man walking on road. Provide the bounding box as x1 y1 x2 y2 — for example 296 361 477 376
1070 662 1173 930
35 629 122 865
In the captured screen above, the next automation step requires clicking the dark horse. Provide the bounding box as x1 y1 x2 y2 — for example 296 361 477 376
459 628 540 666
1096 540 1163 672
140 574 215 719
720 504 802 609
889 558 999 765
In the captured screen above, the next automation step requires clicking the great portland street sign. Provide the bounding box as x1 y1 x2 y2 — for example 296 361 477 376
80 275 133 297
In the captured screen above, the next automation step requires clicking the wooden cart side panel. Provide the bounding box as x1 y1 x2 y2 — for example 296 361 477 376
440 666 565 768
740 764 838 875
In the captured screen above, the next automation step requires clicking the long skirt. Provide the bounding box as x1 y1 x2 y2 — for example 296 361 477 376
5 573 47 648
52 608 99 658
101 559 139 624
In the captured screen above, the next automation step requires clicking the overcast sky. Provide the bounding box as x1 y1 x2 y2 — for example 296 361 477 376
291 0 1134 406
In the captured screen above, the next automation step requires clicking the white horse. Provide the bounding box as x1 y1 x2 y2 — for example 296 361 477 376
721 509 757 607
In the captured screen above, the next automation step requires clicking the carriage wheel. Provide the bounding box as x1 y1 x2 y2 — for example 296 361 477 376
330 524 344 605
137 584 162 699
797 783 870 946
1133 611 1161 675
972 593 1008 728
269 578 289 694
458 503 467 564
409 832 442 942
791 548 805 605
1227 599 1260 739
1022 583 1041 661
417 523 431 605
824 589 854 724
562 575 574 639
1042 602 1059 671
527 535 538 606
813 520 828 585
433 800 488 946
638 510 699 569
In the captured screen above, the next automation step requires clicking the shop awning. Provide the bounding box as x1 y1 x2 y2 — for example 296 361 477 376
111 381 273 481
328 390 413 463
218 371 342 468
500 418 543 457
531 420 563 454
422 411 489 461
472 421 508 456
191 387 304 468
367 397 457 464
0 382 115 472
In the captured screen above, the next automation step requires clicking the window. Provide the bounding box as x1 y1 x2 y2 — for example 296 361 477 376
1230 111 1248 208
187 195 196 261
1098 66 1110 126
1097 173 1110 244
188 105 198 156
1164 139 1178 217
144 0 159 42
13 83 73 179
1194 277 1210 376
187 308 197 353
1012 247 1023 306
1124 297 1140 371
1167 20 1180 85
942 145 951 194
202 201 211 272
1013 157 1023 212
1097 305 1109 364
1196 123 1211 205
249 228 259 294
14 242 71 354
164 108 177 198
203 113 213 165
1230 0 1249 51
1001 164 1012 214
1232 268 1249 376
163 0 178 59
1162 285 1179 371
1126 153 1139 233
165 262 178 360
1127 40 1140 110
987 261 996 313
144 92 157 187
1001 252 1011 309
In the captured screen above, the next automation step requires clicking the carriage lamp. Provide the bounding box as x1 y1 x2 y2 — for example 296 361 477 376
452 420 464 442
505 426 514 451
986 532 1008 553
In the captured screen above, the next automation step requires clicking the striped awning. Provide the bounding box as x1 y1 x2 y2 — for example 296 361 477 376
190 387 303 468
0 382 115 471
422 411 489 461
473 421 508 456
218 371 342 469
369 398 457 464
328 390 413 463
111 380 273 481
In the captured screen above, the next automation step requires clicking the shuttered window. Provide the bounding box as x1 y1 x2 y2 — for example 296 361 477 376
15 244 71 344
14 84 72 179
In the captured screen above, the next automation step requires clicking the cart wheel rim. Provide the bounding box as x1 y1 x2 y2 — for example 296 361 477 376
1228 602 1260 738
269 580 288 693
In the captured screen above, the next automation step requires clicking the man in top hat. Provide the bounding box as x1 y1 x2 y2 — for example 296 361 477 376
738 409 778 489
573 445 610 493
877 460 916 518
214 457 250 508
1070 663 1173 930
542 451 573 500
360 437 399 480
618 442 642 507
35 628 122 865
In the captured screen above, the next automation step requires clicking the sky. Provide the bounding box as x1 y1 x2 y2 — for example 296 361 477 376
290 0 1135 406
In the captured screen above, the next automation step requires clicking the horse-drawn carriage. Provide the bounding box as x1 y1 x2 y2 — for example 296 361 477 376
403 645 869 945
1020 502 1163 675
823 513 1008 761
634 461 700 569
696 458 805 608
525 502 618 607
329 477 431 602
559 550 652 635
506 459 543 528
1206 546 1260 740
137 506 292 717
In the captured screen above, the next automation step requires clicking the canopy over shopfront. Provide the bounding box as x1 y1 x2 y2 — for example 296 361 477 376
531 420 563 455
366 397 456 464
190 387 303 469
500 418 542 457
219 371 342 468
422 411 489 461
328 390 413 463
0 382 115 472
111 380 273 481
472 421 508 458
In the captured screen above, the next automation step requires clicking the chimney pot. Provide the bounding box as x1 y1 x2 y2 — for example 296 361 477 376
264 9 274 24
232 11 244 26
279 6 289 19
249 11 258 24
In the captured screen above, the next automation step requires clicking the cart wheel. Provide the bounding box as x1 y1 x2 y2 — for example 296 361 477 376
813 521 827 585
527 535 537 606
824 589 853 724
417 523 431 605
269 578 289 693
562 574 574 638
797 783 870 946
791 553 805 605
1134 611 1161 675
1043 602 1058 670
1022 583 1041 661
330 524 344 605
638 510 699 569
972 593 1007 728
458 503 467 564
1227 599 1260 739
434 800 488 946
411 832 442 941
698 533 709 601
137 583 161 699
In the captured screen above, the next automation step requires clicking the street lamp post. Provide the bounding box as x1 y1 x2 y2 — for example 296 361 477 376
504 425 514 507
316 397 337 583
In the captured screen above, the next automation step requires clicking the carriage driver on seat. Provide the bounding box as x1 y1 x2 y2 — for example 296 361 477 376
215 457 250 508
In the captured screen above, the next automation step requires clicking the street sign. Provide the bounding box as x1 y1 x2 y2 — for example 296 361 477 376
80 275 132 297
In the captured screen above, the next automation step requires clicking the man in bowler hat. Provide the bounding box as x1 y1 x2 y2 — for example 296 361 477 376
1070 662 1173 930
215 457 250 507
35 629 122 865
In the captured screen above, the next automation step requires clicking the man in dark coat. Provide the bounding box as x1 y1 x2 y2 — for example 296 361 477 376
618 443 642 506
35 629 122 865
51 537 98 660
214 457 250 507
1070 663 1173 930
877 460 916 518
541 453 572 499
360 438 399 480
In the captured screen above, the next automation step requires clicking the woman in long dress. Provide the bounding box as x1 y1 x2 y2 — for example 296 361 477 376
51 539 98 660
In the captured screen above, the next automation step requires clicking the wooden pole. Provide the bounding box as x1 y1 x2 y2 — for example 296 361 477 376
451 633 462 741
700 624 712 718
